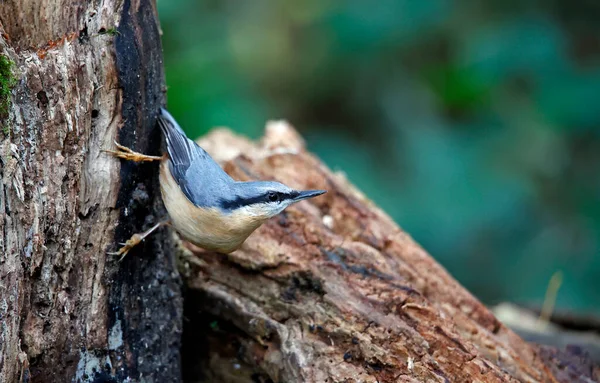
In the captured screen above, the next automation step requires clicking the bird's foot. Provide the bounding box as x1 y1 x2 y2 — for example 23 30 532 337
108 233 144 261
103 141 163 162
108 221 170 261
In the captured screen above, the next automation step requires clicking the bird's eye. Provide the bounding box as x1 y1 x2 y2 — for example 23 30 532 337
268 192 279 202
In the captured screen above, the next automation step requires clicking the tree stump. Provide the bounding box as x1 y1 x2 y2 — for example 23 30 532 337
178 122 599 383
0 1 181 382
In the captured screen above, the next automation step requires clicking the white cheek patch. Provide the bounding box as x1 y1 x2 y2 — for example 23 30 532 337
240 203 274 218
243 202 292 218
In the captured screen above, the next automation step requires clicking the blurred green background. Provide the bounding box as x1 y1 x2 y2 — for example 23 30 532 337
157 1 600 314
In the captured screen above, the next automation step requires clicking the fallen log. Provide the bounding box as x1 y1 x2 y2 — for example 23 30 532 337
177 122 599 383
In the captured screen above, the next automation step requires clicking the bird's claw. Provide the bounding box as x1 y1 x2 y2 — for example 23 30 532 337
108 235 143 261
107 222 168 262
113 141 132 152
102 141 162 162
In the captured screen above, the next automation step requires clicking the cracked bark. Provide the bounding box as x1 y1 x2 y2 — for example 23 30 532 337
1 1 598 383
0 1 181 382
178 125 599 383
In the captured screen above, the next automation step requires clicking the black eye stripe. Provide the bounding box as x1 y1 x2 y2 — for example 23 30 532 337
218 191 299 210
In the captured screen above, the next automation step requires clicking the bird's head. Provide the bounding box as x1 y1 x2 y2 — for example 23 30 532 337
220 181 326 219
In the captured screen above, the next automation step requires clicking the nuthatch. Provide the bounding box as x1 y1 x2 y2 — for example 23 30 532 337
106 108 326 259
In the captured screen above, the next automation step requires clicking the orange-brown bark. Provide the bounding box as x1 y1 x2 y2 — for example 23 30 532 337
179 123 597 383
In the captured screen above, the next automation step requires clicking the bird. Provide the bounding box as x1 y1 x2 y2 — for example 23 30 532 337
105 108 326 259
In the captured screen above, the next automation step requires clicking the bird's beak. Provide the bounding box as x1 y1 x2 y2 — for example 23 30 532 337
293 189 327 202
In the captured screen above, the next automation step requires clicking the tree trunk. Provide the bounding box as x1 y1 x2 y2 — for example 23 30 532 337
178 124 599 383
0 1 181 382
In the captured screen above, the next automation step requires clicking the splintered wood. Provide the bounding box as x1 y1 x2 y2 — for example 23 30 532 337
178 121 582 383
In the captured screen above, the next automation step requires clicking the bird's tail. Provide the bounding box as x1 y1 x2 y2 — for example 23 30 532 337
157 107 186 136
157 107 203 168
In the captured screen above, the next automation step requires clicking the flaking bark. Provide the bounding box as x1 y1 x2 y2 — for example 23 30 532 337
0 1 181 382
0 1 597 383
178 123 599 383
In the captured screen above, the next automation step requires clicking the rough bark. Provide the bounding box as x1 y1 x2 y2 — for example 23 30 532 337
178 123 599 383
0 1 181 382
1 2 598 383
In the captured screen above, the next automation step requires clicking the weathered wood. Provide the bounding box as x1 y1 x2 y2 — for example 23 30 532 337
1 1 597 382
0 1 181 382
178 123 598 383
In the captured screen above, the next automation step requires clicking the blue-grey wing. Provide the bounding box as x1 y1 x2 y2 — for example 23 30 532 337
157 108 232 207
